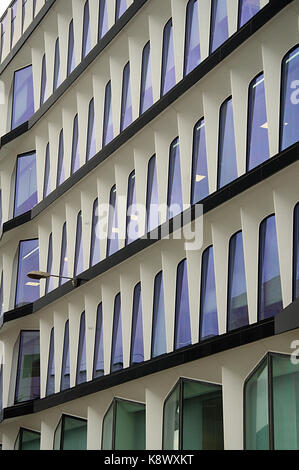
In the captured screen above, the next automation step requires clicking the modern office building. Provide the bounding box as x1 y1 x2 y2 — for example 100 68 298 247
0 0 298 451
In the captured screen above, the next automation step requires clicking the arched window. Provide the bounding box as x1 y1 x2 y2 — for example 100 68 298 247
40 54 47 106
167 138 183 219
140 41 153 115
74 211 84 277
246 73 269 171
280 45 299 151
115 0 127 21
56 130 65 187
199 246 218 340
14 151 37 217
60 320 70 391
53 38 61 92
293 203 299 301
70 115 80 175
54 415 87 450
238 0 260 28
93 303 104 378
258 215 283 320
245 353 299 450
174 260 191 350
43 143 51 198
161 19 175 97
15 239 39 307
11 65 34 130
15 331 40 403
67 20 75 76
14 428 40 451
46 328 55 396
82 0 91 59
217 97 238 189
90 198 100 267
102 80 114 146
120 62 132 132
59 223 68 286
209 0 229 54
86 98 96 162
146 155 159 233
126 171 138 245
98 0 108 40
110 293 123 373
76 312 87 385
107 185 118 257
45 233 54 294
191 118 209 204
227 231 249 331
184 0 201 76
163 378 224 450
130 283 144 365
151 271 166 358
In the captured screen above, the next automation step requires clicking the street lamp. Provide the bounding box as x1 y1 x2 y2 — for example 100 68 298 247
27 271 84 288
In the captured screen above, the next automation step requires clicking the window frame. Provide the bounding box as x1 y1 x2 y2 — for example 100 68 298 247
13 150 37 218
11 64 34 131
293 202 299 301
14 427 41 450
14 238 39 309
53 413 87 450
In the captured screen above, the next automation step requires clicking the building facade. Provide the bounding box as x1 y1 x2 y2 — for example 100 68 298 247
0 0 298 451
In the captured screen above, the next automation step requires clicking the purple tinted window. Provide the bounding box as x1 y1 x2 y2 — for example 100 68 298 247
120 62 132 132
61 320 70 391
102 81 114 146
14 151 37 217
74 211 84 276
184 0 201 76
200 246 219 340
90 198 100 267
40 54 47 106
227 231 249 331
99 0 108 40
140 41 153 115
151 271 166 358
10 1 17 48
294 204 299 301
115 0 127 21
247 73 269 171
15 331 40 403
53 38 61 91
11 65 34 130
76 312 87 384
46 328 55 396
210 0 229 54
45 233 54 294
167 138 183 219
161 19 176 97
15 239 39 308
67 20 75 76
107 185 118 257
110 293 123 373
126 171 138 245
56 130 65 187
258 215 283 320
146 155 159 233
280 46 299 151
71 115 80 175
43 143 51 198
86 98 96 162
82 1 91 59
191 118 209 204
93 303 104 378
59 223 68 286
239 0 260 28
217 97 238 189
174 259 191 350
130 282 144 365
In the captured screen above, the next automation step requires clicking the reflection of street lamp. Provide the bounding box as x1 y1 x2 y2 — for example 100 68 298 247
27 271 84 288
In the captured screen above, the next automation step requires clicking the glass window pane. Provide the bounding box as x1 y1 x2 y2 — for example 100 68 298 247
61 320 70 391
151 271 167 358
200 246 219 340
19 429 40 450
174 260 191 350
15 331 40 403
90 198 100 267
140 41 153 115
130 283 144 365
161 19 175 97
86 98 96 162
280 46 299 151
258 215 283 320
115 400 146 450
247 73 270 171
102 81 114 146
191 118 209 204
110 294 123 373
76 312 86 385
10 1 17 48
40 54 47 106
62 416 87 450
227 231 249 331
14 151 37 217
46 328 55 396
120 62 132 132
15 239 40 308
67 20 75 76
11 65 34 130
43 143 51 198
217 97 238 189
239 0 260 28
56 130 65 187
184 0 201 76
102 404 114 450
163 383 180 450
45 233 54 294
53 419 62 450
293 204 299 301
70 115 80 175
74 212 84 276
115 0 127 21
99 0 108 40
167 138 183 219
0 15 7 62
107 185 118 257
146 155 159 232
82 1 91 59
59 223 68 286
210 0 229 54
53 38 61 92
126 171 138 245
93 303 104 378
